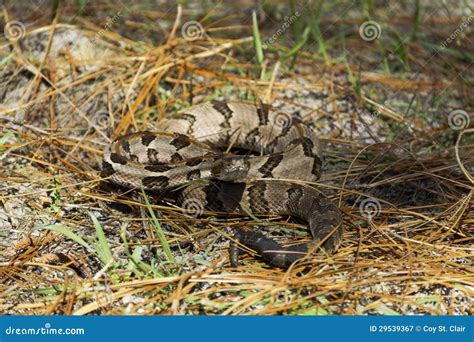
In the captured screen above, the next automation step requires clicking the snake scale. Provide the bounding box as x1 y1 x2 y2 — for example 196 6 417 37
101 101 343 267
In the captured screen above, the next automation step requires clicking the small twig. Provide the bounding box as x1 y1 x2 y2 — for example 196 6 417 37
166 5 182 44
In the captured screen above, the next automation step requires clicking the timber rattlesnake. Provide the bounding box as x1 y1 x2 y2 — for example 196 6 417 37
101 101 343 267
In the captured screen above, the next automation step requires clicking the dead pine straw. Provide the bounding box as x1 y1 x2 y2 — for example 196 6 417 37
0 1 473 315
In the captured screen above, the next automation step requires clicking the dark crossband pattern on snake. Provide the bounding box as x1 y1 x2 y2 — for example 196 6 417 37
101 101 343 267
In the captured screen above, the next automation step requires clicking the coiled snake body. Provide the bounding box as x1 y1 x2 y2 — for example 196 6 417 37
102 101 342 267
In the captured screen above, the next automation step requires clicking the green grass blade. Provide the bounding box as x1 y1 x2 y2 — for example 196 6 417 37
374 303 400 315
252 10 264 66
141 188 174 262
125 246 150 275
36 224 91 250
121 223 155 275
309 2 329 65
284 26 310 58
297 307 330 315
88 211 113 265
0 131 14 147
0 53 14 69
414 295 441 304
345 58 361 96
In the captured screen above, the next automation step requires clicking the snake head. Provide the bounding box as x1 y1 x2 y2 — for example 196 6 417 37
211 156 250 182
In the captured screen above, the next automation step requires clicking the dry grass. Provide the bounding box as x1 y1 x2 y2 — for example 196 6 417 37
0 1 472 315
